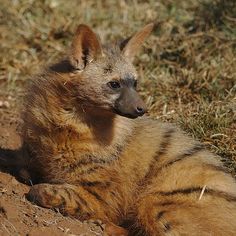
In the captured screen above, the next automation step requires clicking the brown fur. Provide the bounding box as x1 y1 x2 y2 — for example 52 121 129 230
18 24 236 235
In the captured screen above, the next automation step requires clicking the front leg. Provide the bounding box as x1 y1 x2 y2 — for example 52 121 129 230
27 183 128 236
27 183 91 219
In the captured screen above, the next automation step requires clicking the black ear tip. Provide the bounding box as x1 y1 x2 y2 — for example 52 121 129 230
119 36 132 51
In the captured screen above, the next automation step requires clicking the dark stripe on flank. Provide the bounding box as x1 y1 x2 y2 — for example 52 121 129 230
159 201 177 206
75 165 105 176
67 144 125 173
205 164 231 175
68 155 106 173
85 165 104 174
159 143 204 170
79 181 111 188
155 187 236 202
155 128 175 160
208 189 236 202
157 187 206 196
141 128 175 182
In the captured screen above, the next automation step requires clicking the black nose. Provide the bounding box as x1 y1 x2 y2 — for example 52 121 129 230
135 106 145 116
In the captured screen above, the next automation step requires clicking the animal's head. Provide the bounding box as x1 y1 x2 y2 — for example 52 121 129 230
68 23 153 119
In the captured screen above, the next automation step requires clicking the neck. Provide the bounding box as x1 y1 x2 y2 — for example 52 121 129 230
81 106 117 146
73 103 134 148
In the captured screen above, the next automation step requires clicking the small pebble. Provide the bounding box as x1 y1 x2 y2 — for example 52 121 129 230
0 100 10 108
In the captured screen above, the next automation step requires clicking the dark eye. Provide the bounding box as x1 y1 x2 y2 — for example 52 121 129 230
107 81 121 89
134 80 138 88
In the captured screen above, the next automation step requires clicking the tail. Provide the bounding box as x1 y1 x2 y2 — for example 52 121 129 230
0 147 31 184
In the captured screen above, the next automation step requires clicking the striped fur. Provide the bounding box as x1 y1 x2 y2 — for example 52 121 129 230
18 24 236 235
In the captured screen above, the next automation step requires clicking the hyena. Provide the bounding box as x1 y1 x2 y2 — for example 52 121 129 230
1 23 236 236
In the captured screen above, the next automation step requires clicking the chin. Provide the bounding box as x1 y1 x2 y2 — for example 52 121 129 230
112 108 139 119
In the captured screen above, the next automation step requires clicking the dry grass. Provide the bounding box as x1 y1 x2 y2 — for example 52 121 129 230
0 0 235 174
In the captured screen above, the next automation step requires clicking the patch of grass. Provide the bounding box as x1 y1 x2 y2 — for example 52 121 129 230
0 0 235 175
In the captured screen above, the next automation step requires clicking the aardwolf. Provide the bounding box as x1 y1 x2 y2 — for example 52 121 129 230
1 24 236 236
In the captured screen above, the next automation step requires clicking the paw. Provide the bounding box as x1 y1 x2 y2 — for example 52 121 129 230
26 184 64 208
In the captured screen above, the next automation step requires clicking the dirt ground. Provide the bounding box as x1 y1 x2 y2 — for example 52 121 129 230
0 106 104 236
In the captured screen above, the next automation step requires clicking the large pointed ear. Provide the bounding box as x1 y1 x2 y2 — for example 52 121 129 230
120 23 154 61
69 24 102 71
